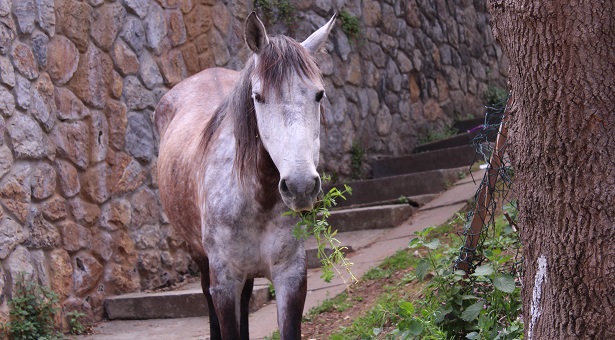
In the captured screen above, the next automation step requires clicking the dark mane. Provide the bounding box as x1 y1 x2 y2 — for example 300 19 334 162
200 36 322 202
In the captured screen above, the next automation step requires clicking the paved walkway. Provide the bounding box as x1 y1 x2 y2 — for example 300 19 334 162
80 172 483 340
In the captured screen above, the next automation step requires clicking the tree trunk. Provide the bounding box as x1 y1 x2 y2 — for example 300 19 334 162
487 1 615 339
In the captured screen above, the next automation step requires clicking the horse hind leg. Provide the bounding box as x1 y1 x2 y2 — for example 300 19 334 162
240 279 254 340
197 259 222 340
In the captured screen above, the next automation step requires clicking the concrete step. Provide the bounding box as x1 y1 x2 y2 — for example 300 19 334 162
305 229 389 269
104 278 271 320
372 145 476 178
329 167 467 208
413 131 480 153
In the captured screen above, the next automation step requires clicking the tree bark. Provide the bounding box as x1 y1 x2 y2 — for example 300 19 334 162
487 1 615 339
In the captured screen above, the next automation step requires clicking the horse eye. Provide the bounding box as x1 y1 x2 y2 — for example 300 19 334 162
315 91 325 102
253 93 264 103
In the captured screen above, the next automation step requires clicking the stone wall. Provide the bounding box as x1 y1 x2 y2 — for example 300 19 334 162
0 0 507 327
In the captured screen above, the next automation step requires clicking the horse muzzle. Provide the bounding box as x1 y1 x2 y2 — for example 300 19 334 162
279 175 321 212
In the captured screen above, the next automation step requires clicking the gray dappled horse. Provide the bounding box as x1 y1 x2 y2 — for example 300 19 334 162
154 12 337 339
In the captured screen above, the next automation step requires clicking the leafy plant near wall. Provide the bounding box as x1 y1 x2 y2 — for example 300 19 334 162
350 141 365 180
254 0 296 28
0 273 63 340
485 85 509 111
339 10 361 42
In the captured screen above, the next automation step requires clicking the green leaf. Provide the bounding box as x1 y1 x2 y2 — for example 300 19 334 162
372 327 382 336
423 238 440 249
415 259 430 280
408 237 421 248
407 319 424 335
471 264 494 276
466 331 479 339
399 301 414 315
460 301 483 321
493 274 516 293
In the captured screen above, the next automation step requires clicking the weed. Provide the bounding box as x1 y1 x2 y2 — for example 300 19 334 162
287 175 356 284
398 195 409 204
485 85 509 111
350 142 365 180
267 283 276 299
417 124 459 145
253 0 296 28
305 292 351 320
313 205 523 339
67 311 87 335
339 10 361 42
0 273 63 340
263 330 280 340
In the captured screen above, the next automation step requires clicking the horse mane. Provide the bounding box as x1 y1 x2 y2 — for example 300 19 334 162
199 35 322 207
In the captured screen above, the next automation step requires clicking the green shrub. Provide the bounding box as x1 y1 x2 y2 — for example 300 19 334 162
339 10 361 41
0 274 63 340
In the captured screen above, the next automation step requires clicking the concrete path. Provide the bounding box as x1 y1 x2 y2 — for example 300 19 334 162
80 171 482 340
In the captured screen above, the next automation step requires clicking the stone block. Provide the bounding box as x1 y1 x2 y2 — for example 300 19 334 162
91 3 126 51
59 221 92 253
5 246 35 295
112 40 140 76
49 249 73 299
0 16 16 56
91 229 113 261
130 188 159 229
54 86 89 121
124 0 150 19
135 224 161 250
0 217 26 260
184 4 212 40
159 49 187 85
122 76 154 111
24 208 60 249
139 51 163 89
68 197 101 226
0 55 14 87
166 10 186 47
109 152 145 195
0 143 13 179
144 3 167 55
73 253 103 295
31 162 56 200
36 0 56 36
56 0 92 53
100 198 132 231
50 120 90 170
81 162 110 204
13 0 36 34
0 163 30 222
42 196 68 221
125 112 155 162
89 110 109 163
55 159 80 198
67 44 113 109
120 16 146 54
0 86 14 117
104 99 128 150
46 35 79 85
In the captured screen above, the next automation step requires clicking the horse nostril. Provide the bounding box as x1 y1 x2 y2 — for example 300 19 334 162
279 179 290 196
310 176 321 197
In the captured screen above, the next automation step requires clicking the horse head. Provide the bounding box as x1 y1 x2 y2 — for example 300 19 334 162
244 13 336 212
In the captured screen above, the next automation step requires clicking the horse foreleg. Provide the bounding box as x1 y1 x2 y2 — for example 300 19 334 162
209 265 243 339
272 271 307 339
197 259 221 340
240 279 254 340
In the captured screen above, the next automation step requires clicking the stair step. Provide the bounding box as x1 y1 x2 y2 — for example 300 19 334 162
305 229 388 269
329 167 467 208
413 131 480 153
104 279 271 320
372 145 476 178
452 117 484 132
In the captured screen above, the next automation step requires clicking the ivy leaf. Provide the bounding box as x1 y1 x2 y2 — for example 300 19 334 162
460 301 484 321
466 331 479 339
407 319 424 335
415 259 430 280
471 264 494 277
493 274 516 293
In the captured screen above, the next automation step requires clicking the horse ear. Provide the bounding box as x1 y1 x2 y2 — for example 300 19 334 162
245 12 270 54
301 13 338 54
